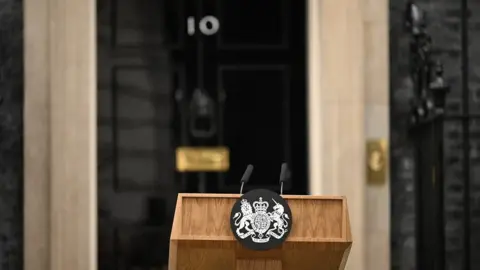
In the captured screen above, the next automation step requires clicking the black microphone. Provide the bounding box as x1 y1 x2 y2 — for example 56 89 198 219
279 163 289 195
239 164 254 194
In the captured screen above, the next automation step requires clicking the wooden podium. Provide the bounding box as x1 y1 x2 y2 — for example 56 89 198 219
169 193 352 270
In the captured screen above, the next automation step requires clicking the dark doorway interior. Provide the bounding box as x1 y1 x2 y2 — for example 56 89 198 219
97 0 307 268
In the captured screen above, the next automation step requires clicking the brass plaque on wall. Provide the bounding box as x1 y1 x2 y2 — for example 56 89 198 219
176 147 230 172
366 139 388 185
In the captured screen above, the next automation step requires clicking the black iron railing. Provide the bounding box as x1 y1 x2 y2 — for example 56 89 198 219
405 1 477 269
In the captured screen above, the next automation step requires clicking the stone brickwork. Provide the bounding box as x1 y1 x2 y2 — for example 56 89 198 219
467 2 480 269
389 0 417 268
390 0 480 269
0 0 23 269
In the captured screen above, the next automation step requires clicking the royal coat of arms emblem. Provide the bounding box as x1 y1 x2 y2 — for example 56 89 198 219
230 189 293 250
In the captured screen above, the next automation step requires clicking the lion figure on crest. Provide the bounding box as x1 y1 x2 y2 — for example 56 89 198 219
232 199 255 238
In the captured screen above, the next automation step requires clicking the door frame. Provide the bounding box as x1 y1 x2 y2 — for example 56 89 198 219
23 0 379 269
24 0 97 269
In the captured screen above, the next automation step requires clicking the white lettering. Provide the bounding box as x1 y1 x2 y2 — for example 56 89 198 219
187 16 220 36
187 16 195 36
199 16 220 36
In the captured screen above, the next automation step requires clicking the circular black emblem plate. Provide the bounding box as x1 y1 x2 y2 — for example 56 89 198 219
230 189 293 251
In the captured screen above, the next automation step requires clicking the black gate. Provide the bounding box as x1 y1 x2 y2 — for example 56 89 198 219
405 2 479 269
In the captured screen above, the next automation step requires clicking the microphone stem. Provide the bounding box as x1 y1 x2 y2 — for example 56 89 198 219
198 172 207 193
240 182 245 194
280 183 284 195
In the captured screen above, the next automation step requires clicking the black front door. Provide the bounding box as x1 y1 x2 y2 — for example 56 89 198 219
97 0 307 268
177 0 307 194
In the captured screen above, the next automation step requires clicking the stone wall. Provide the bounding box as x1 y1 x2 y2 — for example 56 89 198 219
0 0 23 269
389 0 417 267
390 0 480 269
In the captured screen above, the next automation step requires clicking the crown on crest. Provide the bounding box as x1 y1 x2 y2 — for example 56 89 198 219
253 197 269 212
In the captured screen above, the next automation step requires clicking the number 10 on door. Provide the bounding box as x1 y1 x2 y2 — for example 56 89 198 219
187 16 220 36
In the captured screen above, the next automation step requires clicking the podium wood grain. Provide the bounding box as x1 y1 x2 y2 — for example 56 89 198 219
169 193 352 270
